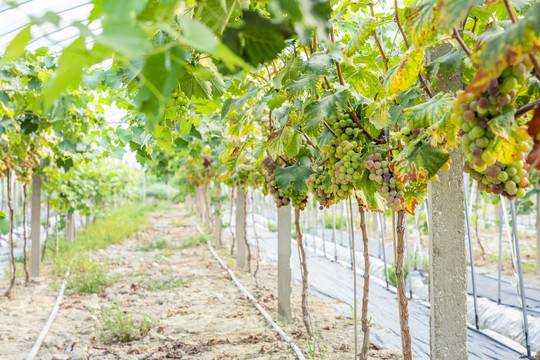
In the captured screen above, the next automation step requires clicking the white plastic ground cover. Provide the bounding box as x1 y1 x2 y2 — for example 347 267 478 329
255 205 540 353
230 209 527 359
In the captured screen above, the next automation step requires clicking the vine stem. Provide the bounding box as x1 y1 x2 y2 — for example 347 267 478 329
295 208 313 338
453 29 472 57
515 99 540 118
4 170 16 298
324 120 337 137
370 4 389 72
349 196 358 359
503 0 540 79
396 210 412 359
393 0 433 98
356 196 371 360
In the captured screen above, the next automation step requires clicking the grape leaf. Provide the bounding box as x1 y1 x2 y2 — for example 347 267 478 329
437 0 476 33
284 74 320 99
274 156 315 192
2 25 32 64
221 85 258 118
488 110 518 140
371 99 392 130
303 87 350 135
356 171 385 212
403 182 428 215
384 44 425 100
179 62 224 100
0 211 10 235
196 0 249 35
96 19 149 58
284 131 302 158
180 16 219 54
403 0 437 46
343 17 377 57
467 2 540 93
490 131 522 165
403 92 454 130
391 141 450 183
273 56 303 88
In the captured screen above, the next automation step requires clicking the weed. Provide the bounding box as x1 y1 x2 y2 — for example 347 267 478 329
170 220 186 226
139 239 171 251
181 233 207 248
142 275 191 291
267 222 278 232
523 262 536 273
306 336 327 359
324 213 345 229
387 261 409 288
65 256 115 295
95 305 156 343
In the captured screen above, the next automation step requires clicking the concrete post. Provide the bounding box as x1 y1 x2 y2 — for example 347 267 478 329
235 186 247 269
427 44 468 360
277 205 292 322
30 174 41 278
66 212 74 243
214 187 222 246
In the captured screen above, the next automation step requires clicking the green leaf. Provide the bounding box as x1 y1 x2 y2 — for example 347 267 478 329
221 85 257 118
273 57 303 88
488 110 518 140
437 0 476 33
179 63 224 100
391 141 450 183
403 0 437 46
180 16 218 54
0 211 10 236
343 17 377 57
303 87 350 135
196 0 249 35
97 19 149 58
284 74 319 99
267 129 287 160
273 156 315 192
43 38 108 108
468 2 540 93
403 92 454 129
222 11 291 67
284 131 302 158
384 44 425 100
356 170 385 212
371 99 392 130
2 25 32 63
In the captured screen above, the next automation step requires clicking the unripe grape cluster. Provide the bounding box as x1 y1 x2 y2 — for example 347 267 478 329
394 126 422 144
262 155 308 209
171 89 190 118
307 170 336 210
454 58 532 199
365 153 406 211
322 112 365 200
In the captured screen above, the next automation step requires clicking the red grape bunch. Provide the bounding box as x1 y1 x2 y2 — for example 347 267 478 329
307 169 336 210
262 155 308 209
453 58 533 199
365 153 406 211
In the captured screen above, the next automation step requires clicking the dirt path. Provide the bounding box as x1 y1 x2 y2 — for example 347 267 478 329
0 204 399 360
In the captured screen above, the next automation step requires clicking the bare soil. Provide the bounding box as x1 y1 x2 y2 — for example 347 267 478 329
0 204 400 360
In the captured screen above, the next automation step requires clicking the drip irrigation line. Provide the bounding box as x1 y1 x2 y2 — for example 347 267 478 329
190 219 306 360
26 269 69 360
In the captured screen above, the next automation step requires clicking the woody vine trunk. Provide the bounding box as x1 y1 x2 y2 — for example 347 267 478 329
295 208 313 338
356 196 371 360
396 210 412 359
4 171 16 297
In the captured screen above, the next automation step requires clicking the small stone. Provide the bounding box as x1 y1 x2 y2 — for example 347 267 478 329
51 354 70 360
70 350 87 360
38 354 53 360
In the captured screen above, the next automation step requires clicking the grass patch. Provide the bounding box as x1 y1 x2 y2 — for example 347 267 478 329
95 305 156 343
139 239 172 251
523 262 536 273
142 275 191 291
170 220 186 226
387 261 409 288
181 233 207 249
267 222 277 232
324 213 345 229
65 256 116 295
53 201 164 275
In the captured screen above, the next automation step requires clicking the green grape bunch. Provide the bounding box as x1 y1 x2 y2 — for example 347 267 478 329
307 169 336 210
322 112 365 201
393 126 422 144
365 152 406 211
262 155 308 210
454 57 533 199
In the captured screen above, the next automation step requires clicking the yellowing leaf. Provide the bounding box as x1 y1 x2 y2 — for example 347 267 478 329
384 45 425 100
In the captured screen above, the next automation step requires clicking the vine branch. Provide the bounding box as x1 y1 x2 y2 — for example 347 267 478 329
393 0 433 98
453 29 472 57
503 0 540 79
370 4 389 72
515 99 540 118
